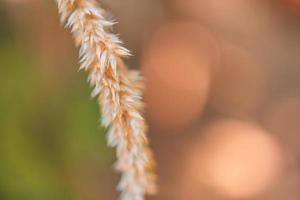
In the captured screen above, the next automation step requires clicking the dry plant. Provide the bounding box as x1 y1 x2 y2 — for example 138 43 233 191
55 0 157 199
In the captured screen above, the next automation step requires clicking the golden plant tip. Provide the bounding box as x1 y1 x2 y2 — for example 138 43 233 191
55 0 157 199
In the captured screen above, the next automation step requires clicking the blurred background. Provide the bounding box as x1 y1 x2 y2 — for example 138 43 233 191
1 0 300 200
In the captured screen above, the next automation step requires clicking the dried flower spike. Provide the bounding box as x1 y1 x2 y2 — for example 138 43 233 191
55 0 157 199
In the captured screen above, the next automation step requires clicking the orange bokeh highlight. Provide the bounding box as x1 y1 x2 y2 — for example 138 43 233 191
185 119 282 198
142 21 219 132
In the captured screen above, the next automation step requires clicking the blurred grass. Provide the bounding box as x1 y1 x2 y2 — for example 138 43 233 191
0 9 114 199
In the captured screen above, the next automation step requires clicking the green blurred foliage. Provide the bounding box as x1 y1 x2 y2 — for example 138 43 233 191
0 3 114 200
